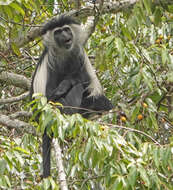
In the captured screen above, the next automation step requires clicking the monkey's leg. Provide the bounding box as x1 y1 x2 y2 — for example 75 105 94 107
81 95 113 117
42 131 52 178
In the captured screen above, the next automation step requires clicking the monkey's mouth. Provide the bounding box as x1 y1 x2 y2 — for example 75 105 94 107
65 38 72 48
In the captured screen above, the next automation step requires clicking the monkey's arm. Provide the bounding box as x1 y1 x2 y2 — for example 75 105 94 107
49 80 84 114
58 83 84 114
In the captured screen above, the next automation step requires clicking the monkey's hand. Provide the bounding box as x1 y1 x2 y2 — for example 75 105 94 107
64 83 84 107
59 83 84 114
49 80 73 100
49 80 84 114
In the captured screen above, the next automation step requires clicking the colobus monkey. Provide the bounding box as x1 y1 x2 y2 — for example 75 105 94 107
30 15 113 178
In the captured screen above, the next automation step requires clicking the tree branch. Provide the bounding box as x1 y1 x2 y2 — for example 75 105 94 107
10 111 32 119
52 139 68 190
0 114 35 134
0 71 31 90
0 91 29 104
81 0 104 46
17 26 41 47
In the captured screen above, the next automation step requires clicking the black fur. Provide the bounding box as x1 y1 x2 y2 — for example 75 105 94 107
41 15 80 35
31 15 113 178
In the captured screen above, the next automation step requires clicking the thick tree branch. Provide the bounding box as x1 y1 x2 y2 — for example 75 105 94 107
0 71 31 90
53 139 68 190
0 91 29 104
0 114 35 134
81 0 104 46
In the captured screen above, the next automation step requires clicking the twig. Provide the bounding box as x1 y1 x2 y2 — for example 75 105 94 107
98 122 161 146
0 51 10 63
24 50 37 65
0 15 42 27
80 175 104 190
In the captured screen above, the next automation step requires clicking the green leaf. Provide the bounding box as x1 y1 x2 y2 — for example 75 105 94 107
160 148 171 169
14 151 25 166
2 6 13 18
131 103 140 123
0 175 11 188
4 175 11 187
168 5 173 13
83 138 92 167
149 112 158 129
40 97 47 107
11 43 21 56
153 147 159 168
42 178 51 189
135 73 142 88
142 48 151 63
10 2 25 16
122 26 132 41
142 71 153 90
103 35 114 46
166 71 173 83
139 166 150 187
143 0 152 14
146 98 157 112
154 7 162 25
115 38 125 63
0 160 6 174
14 147 29 154
112 177 123 190
161 48 169 65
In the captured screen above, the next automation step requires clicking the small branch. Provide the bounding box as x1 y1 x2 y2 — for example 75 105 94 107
0 51 10 63
52 139 68 190
80 175 104 190
0 91 29 104
0 15 41 28
99 122 161 146
0 71 31 90
0 114 35 134
16 26 41 47
24 50 37 65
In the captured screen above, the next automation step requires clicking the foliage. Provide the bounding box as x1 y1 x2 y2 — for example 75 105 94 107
0 129 42 189
90 1 173 144
0 0 173 189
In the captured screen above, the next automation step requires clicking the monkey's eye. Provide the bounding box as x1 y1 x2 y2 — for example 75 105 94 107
63 27 71 33
54 29 62 35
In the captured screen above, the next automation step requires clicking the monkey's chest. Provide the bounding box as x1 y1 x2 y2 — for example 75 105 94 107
45 62 90 99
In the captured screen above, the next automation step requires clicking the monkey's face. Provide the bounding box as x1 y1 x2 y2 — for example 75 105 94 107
53 26 73 49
